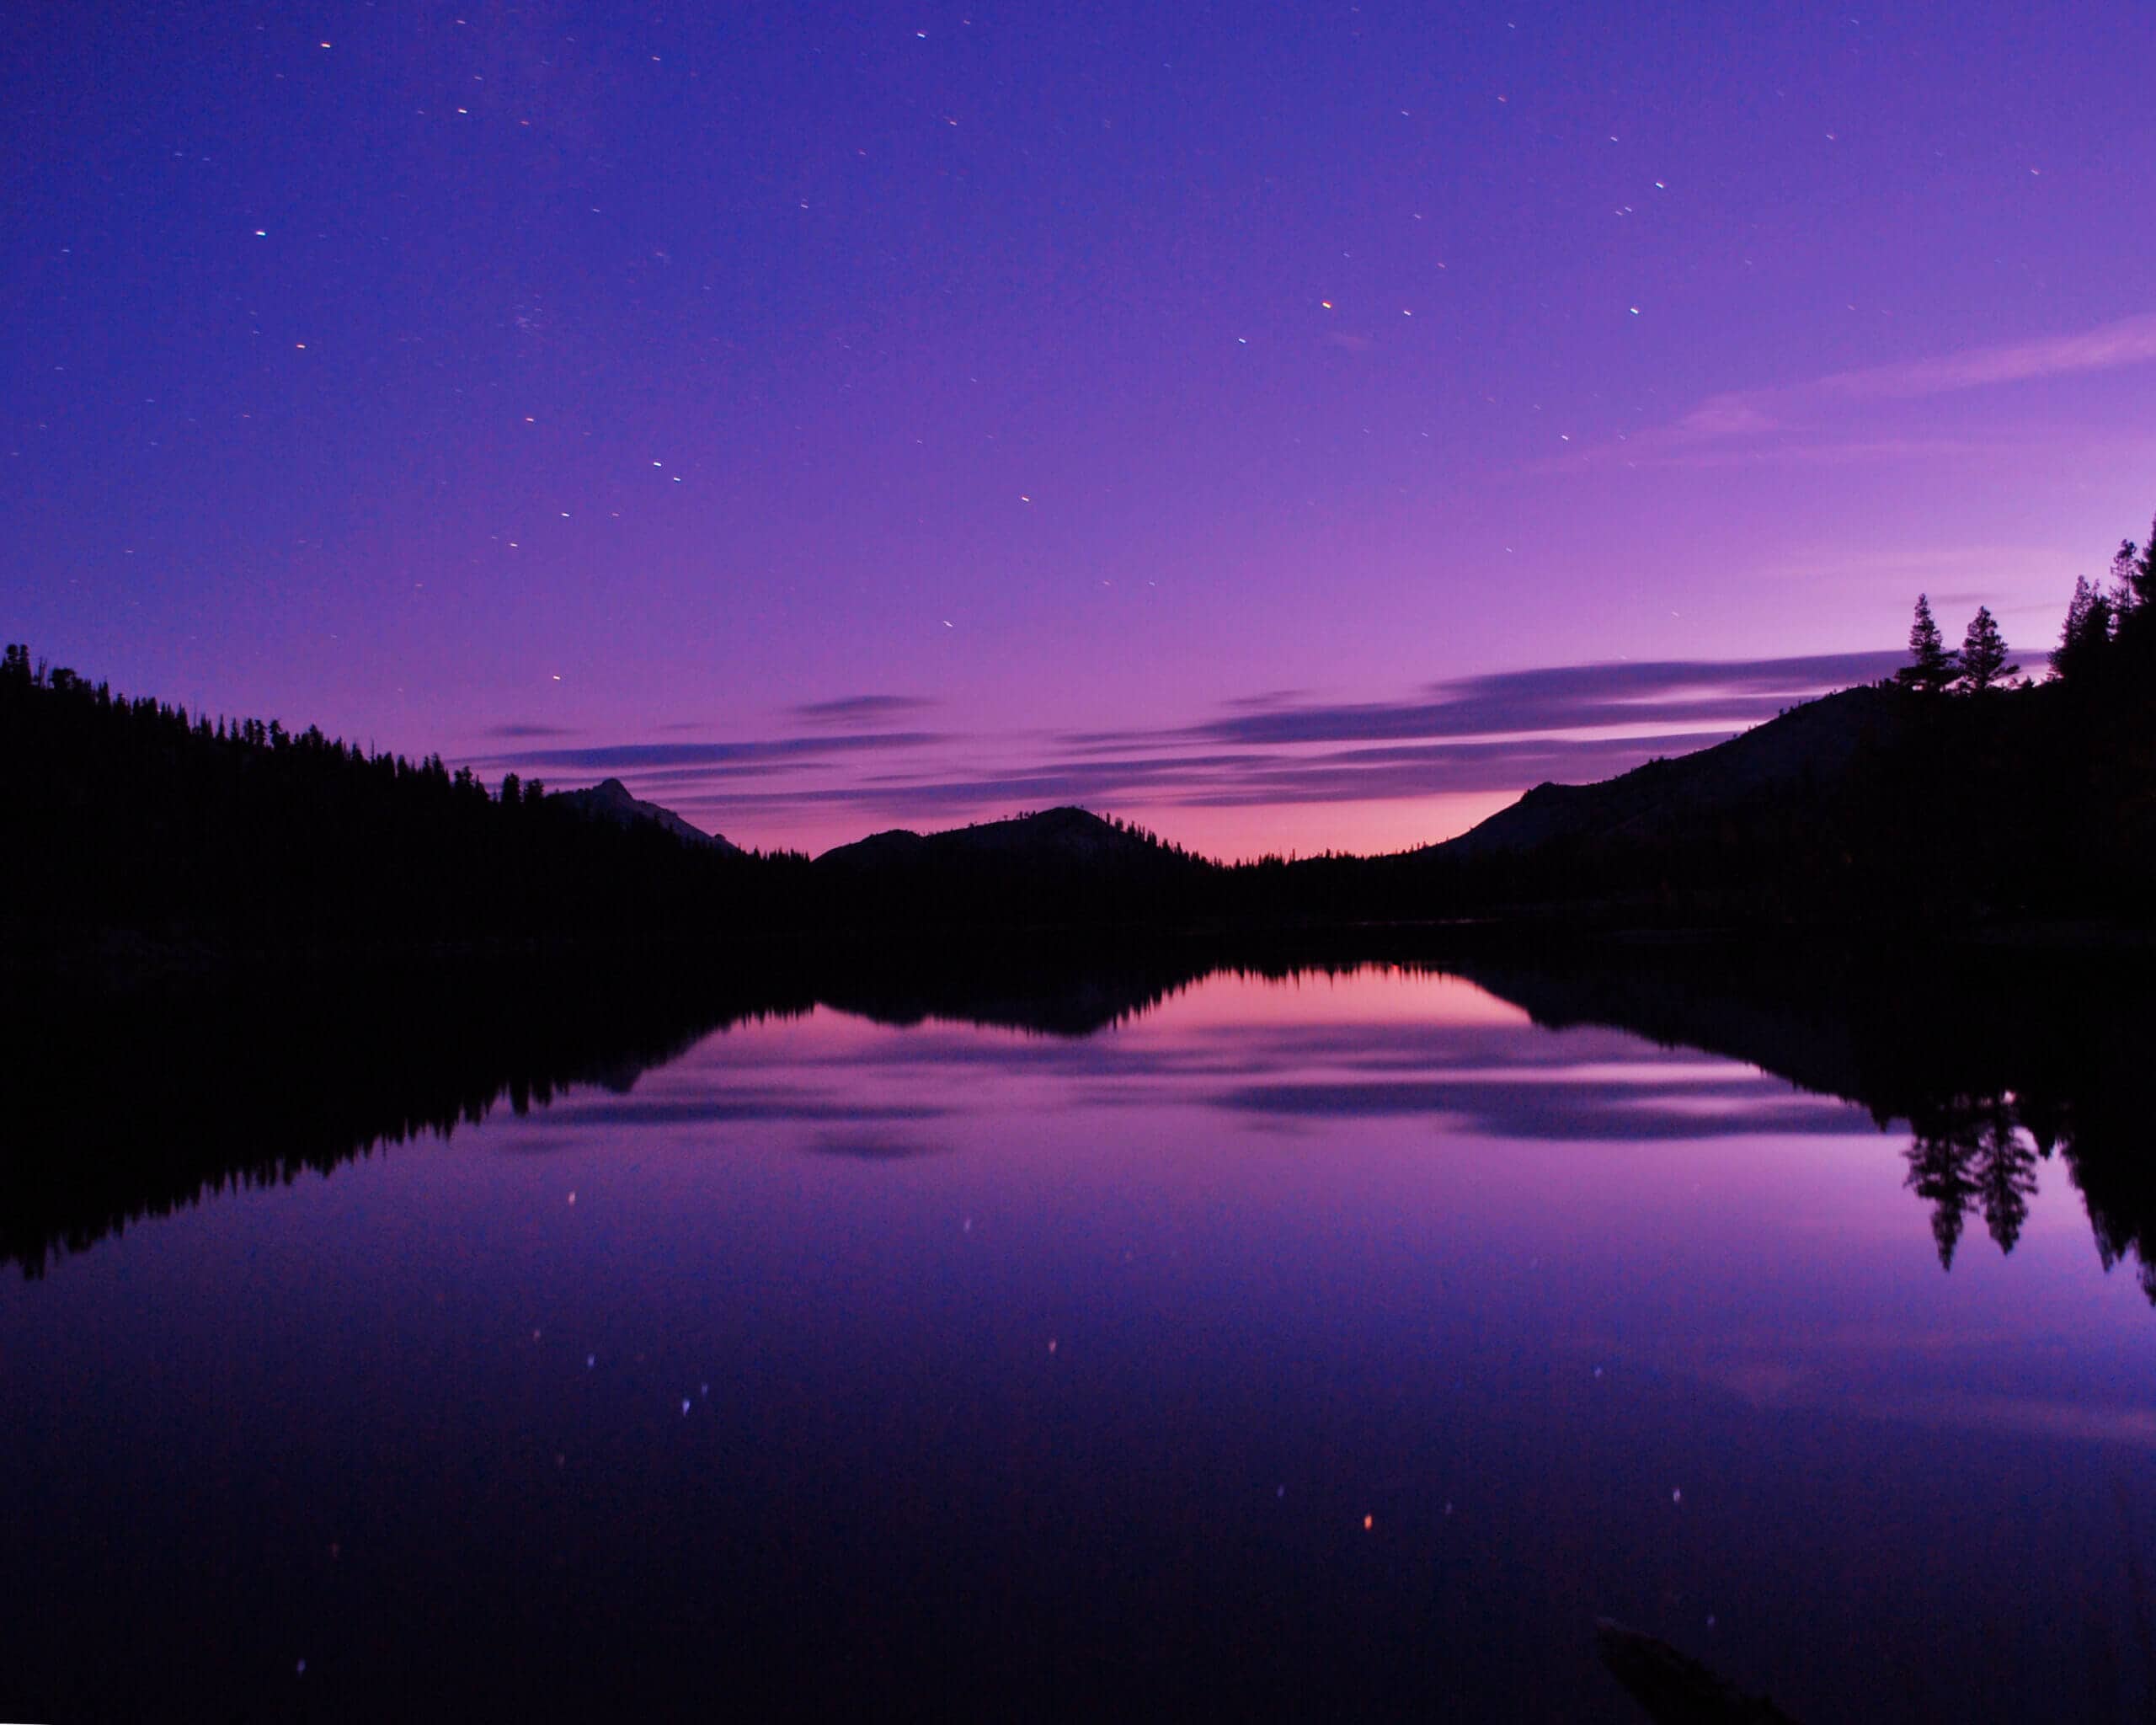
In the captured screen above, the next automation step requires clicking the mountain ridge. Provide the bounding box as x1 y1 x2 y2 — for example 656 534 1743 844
1432 684 1901 860
552 777 743 855
814 805 1196 871
8 579 2155 951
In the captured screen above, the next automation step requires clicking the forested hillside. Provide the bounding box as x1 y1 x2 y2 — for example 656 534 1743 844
5 510 2153 957
0 646 811 956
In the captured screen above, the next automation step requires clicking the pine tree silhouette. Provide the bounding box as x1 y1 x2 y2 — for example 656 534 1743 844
1956 605 2016 692
1897 594 1958 693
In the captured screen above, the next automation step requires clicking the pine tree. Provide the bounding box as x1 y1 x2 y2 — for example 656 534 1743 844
2050 576 2113 682
1957 605 2016 693
2117 534 2154 614
1897 594 1958 693
2111 531 2156 666
2105 539 2143 621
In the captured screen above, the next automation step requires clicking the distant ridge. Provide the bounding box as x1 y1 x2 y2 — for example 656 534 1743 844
553 777 742 854
810 806 1209 927
8 522 2155 952
1433 684 1899 859
814 805 1187 871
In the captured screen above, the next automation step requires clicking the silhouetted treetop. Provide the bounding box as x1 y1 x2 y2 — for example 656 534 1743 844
2051 576 2113 683
1897 594 1958 694
1957 605 2016 692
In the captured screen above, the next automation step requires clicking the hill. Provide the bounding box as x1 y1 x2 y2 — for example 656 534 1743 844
817 805 1188 871
1438 684 1900 859
0 649 807 959
1373 666 2153 926
814 807 1215 928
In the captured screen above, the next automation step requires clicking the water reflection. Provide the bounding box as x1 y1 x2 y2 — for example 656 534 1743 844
4 943 2153 1720
11 942 2150 1301
1 963 806 1274
1454 948 2155 1301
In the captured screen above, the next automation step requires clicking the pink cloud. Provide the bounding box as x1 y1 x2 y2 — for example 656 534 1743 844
1818 311 2156 400
1563 308 2156 472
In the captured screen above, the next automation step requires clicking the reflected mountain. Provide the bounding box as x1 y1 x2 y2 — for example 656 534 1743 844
2 941 1214 1275
8 937 2151 1300
1 961 808 1276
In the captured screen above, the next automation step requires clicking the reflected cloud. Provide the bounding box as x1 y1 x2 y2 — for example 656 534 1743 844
1210 1076 1871 1140
14 946 2154 1314
1696 1359 2156 1449
548 1089 951 1127
802 1132 951 1162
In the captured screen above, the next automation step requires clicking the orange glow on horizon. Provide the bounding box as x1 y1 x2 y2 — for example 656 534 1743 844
1116 791 1522 865
701 789 1523 866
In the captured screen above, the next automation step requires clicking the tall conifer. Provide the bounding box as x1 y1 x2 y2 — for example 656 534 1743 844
1958 606 2016 692
1897 594 1958 693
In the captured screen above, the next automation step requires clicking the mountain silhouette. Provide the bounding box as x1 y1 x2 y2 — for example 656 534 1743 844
7 579 2154 951
811 807 1211 928
1438 684 1897 859
554 777 742 853
816 806 1189 870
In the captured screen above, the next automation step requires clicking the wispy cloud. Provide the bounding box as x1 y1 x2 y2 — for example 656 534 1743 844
1817 311 2156 402
481 721 577 740
1639 436 2002 471
585 737 1719 826
1590 309 2156 468
1070 653 1903 750
789 693 940 727
548 651 1889 837
480 731 945 772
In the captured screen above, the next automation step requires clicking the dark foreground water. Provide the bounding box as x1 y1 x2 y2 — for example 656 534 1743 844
3 950 2153 1721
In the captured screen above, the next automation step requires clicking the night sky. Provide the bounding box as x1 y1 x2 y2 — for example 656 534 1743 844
8 3 2153 858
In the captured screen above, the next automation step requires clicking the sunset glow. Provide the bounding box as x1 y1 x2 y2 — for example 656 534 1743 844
10 6 2150 855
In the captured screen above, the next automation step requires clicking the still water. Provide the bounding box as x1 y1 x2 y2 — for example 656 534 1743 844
4 958 2153 1720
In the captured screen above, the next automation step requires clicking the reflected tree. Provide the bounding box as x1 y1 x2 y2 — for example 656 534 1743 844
1972 1100 2039 1252
1460 947 2156 1303
1905 1104 1984 1269
1904 1097 2041 1264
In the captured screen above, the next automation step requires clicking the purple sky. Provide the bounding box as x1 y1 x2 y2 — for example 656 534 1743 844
7 3 2153 857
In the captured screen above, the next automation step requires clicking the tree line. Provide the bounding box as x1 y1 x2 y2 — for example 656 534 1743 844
1892 522 2154 695
0 644 817 952
14 936 2154 1307
6 503 2155 951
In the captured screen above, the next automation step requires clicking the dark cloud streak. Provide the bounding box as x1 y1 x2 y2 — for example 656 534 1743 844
645 730 1742 822
1068 652 1904 750
481 731 946 771
481 721 578 740
790 693 940 727
482 650 1897 837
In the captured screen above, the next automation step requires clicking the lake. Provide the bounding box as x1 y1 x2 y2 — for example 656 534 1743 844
3 948 2152 1720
